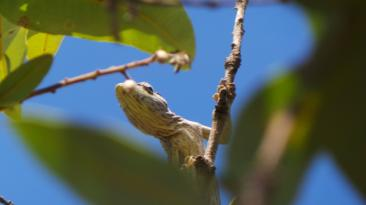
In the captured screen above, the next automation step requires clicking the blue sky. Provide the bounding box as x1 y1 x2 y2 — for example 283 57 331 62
0 3 365 205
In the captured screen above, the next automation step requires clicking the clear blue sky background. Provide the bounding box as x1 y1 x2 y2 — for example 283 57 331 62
0 3 365 205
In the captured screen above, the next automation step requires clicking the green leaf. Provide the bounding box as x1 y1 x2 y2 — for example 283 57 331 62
312 65 366 195
0 16 28 81
0 16 27 116
27 32 64 59
0 55 53 108
0 0 195 62
5 27 27 71
13 116 202 205
0 16 21 51
300 7 366 196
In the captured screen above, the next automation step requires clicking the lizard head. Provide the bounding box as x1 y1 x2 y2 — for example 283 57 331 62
115 79 176 137
115 79 168 111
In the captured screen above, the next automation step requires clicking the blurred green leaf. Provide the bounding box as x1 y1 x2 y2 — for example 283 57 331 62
0 54 53 108
300 7 366 195
225 2 366 204
13 116 202 205
27 32 64 59
4 103 22 120
224 73 314 205
225 73 301 183
0 0 195 62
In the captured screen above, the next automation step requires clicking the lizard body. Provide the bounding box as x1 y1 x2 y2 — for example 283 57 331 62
115 80 212 165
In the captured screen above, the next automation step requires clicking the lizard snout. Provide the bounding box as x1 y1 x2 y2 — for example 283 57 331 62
115 79 137 94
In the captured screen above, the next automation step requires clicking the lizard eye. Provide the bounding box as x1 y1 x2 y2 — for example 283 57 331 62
138 82 154 94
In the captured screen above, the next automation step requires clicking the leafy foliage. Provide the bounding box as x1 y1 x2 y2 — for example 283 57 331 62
0 0 194 116
0 0 195 59
225 1 366 204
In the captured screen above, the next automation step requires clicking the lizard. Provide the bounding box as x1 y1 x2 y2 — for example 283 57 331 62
115 79 229 166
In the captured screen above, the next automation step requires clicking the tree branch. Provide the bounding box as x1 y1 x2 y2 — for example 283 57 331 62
0 195 13 205
26 55 157 100
204 0 249 163
185 3 249 203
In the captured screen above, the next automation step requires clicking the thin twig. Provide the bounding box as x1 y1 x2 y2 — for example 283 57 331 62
204 0 249 163
0 195 13 205
26 55 157 100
